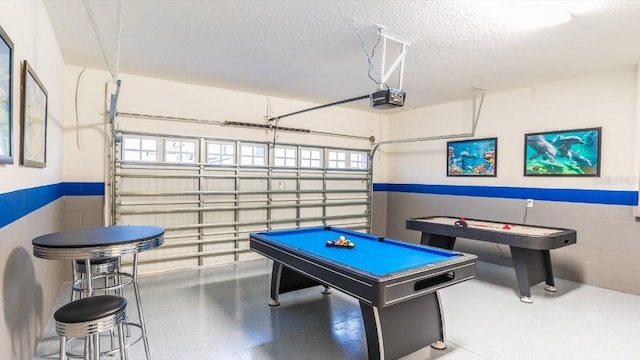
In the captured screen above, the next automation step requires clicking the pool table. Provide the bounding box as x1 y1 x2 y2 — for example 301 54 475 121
249 226 477 360
406 216 577 303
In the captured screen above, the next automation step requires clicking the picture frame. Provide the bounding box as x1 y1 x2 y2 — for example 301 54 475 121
524 127 601 176
0 25 13 164
447 137 497 176
20 60 48 168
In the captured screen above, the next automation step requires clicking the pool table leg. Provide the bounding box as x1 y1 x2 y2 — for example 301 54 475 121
269 262 324 306
510 247 556 303
359 291 446 360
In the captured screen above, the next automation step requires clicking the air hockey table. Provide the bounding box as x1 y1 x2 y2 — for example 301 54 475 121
406 216 576 303
250 226 477 360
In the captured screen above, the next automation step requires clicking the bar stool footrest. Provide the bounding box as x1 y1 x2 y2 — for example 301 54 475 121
72 271 135 294
62 321 144 358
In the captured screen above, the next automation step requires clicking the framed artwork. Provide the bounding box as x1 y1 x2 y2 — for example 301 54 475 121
447 137 497 176
524 127 601 176
0 25 13 164
21 60 48 168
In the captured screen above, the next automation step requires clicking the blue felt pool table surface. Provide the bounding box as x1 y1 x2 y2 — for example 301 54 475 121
255 227 460 276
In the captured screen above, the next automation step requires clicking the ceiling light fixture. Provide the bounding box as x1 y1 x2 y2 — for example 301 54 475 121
467 1 602 30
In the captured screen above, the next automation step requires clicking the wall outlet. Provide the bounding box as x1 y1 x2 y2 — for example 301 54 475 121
526 199 534 208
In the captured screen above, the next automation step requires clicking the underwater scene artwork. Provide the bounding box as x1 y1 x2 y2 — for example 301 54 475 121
447 137 497 176
524 127 600 176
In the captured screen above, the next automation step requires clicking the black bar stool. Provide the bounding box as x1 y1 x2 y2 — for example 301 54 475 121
70 255 148 358
72 257 121 300
55 295 128 360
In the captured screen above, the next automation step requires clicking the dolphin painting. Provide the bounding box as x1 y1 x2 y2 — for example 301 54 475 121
527 135 557 162
572 150 592 167
552 135 585 148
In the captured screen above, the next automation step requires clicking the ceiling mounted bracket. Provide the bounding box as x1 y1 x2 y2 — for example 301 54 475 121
471 87 485 133
376 24 411 91
82 0 122 81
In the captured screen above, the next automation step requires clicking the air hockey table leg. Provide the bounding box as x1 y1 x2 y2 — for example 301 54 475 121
542 249 557 293
420 233 456 250
510 247 535 303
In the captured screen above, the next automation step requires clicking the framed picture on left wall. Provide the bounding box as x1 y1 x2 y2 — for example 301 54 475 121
0 25 14 164
21 60 48 168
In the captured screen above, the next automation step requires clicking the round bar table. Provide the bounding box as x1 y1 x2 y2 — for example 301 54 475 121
33 225 164 360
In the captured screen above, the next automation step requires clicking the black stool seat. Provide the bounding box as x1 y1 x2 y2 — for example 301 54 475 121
75 257 119 265
71 256 123 297
55 295 127 323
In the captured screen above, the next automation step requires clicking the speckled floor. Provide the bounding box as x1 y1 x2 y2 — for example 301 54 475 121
34 259 640 360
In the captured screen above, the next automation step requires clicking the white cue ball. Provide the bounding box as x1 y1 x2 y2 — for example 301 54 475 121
339 235 345 240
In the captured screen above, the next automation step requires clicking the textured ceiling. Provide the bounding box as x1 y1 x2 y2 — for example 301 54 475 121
43 0 640 113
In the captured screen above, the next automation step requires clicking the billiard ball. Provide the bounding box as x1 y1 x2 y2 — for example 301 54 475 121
339 235 345 241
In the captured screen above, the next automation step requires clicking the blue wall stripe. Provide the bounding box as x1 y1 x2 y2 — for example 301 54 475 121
63 182 105 196
1 182 635 229
373 183 638 206
0 182 105 228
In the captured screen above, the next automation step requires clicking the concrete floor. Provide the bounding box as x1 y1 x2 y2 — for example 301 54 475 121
34 259 640 359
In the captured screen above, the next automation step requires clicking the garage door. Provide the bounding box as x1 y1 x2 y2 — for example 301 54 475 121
111 130 371 274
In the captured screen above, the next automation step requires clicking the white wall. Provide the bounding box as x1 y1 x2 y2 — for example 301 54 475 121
61 68 112 182
383 67 638 190
0 1 66 358
63 67 389 183
0 0 65 191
